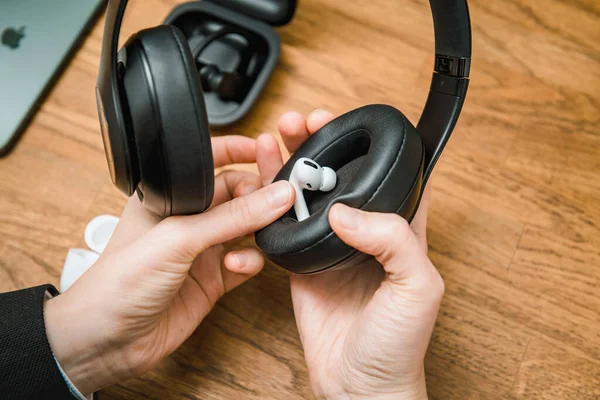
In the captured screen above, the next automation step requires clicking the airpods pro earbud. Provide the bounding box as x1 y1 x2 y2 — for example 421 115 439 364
289 157 337 221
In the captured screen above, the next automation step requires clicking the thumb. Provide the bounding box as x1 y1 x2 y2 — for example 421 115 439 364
329 204 433 285
149 181 294 264
410 184 432 249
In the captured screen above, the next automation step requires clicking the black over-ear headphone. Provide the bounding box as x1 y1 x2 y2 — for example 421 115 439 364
96 0 471 274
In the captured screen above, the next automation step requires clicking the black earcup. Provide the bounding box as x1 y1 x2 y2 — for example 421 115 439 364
255 105 425 274
122 25 214 217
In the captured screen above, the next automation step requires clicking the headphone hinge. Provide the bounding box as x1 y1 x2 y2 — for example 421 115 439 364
434 54 471 78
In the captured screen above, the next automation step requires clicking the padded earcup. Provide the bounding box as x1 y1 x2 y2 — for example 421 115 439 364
122 25 214 217
255 104 425 274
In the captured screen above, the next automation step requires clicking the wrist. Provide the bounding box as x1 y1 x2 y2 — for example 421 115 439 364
323 387 427 400
318 368 428 400
44 293 131 394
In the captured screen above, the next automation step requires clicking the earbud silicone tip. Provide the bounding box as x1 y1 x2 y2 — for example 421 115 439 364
320 167 337 192
84 215 119 254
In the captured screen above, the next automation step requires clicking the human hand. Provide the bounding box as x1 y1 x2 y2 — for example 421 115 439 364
257 111 444 400
44 136 295 394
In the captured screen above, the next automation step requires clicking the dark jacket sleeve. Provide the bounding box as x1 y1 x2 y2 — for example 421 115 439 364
0 284 75 400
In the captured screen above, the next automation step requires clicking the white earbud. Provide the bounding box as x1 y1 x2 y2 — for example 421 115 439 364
289 157 337 221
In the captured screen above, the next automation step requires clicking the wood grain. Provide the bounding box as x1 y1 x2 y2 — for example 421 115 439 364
0 0 598 398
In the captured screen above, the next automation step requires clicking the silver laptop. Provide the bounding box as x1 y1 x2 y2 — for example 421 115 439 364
0 0 104 156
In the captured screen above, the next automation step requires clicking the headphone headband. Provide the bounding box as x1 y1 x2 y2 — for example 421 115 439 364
97 0 132 195
430 0 472 59
421 0 471 181
96 0 471 194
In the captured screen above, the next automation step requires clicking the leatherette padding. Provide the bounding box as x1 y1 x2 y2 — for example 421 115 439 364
255 104 423 273
136 26 214 216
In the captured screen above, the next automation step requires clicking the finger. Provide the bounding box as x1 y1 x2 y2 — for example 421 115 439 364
211 170 261 208
212 136 257 168
256 133 284 186
306 109 335 135
154 181 295 263
410 184 432 250
102 196 161 255
223 247 265 291
179 246 264 328
328 204 431 284
278 111 310 153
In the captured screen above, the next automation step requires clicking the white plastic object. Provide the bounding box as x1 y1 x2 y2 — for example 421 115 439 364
289 157 337 221
84 215 119 254
60 249 100 292
59 214 119 292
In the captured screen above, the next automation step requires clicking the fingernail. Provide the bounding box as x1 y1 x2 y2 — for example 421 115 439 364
244 184 258 195
257 133 273 146
309 109 326 118
268 181 293 208
333 204 362 231
231 252 247 269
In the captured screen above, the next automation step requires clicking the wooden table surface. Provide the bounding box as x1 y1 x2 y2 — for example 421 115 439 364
1 0 599 399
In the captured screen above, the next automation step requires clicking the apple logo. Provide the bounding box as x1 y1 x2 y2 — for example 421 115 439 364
1 26 26 50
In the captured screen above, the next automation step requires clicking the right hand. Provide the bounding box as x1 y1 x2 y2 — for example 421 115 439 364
257 110 445 399
45 136 295 395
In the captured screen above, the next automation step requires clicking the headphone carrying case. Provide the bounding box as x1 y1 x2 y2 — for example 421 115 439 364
164 0 297 126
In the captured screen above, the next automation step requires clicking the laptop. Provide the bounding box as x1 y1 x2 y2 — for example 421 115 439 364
0 0 105 156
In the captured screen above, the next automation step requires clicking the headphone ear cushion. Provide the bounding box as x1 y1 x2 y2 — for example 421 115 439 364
123 25 214 217
255 104 424 274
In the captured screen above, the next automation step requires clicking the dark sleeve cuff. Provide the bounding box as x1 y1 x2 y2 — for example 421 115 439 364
0 284 76 400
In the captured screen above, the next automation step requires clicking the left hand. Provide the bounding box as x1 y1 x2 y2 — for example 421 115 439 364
257 111 444 400
45 136 295 394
